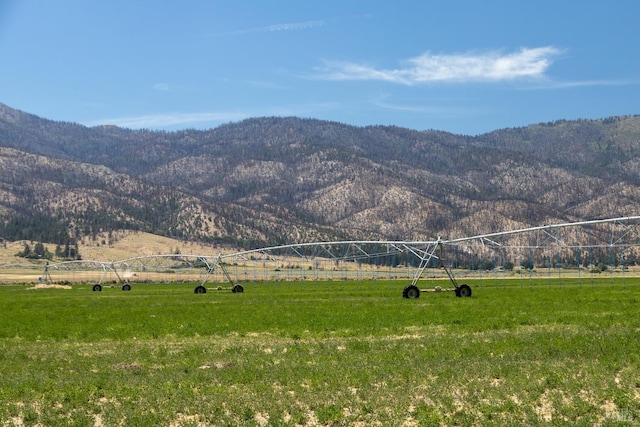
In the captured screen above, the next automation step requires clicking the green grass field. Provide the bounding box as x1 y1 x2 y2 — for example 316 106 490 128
1 279 639 426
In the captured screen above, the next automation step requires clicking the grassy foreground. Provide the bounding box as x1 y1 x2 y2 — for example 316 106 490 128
1 279 639 426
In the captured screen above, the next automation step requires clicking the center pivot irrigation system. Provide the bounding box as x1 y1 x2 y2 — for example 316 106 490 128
43 216 640 298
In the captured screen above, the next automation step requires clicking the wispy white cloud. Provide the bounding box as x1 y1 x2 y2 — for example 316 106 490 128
522 78 637 90
224 19 325 35
315 47 563 85
153 83 169 91
86 111 249 129
209 14 371 38
370 92 494 118
84 102 342 130
373 99 491 118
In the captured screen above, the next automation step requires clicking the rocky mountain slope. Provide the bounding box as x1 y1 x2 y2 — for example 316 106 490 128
1 102 639 248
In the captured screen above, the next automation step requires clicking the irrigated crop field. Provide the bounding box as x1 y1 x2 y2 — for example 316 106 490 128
1 279 639 426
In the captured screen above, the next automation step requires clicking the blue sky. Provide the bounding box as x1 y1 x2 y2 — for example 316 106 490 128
1 0 638 136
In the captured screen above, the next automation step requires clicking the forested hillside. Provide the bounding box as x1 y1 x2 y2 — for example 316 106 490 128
1 102 639 249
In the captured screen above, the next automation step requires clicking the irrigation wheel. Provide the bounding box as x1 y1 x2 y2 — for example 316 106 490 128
457 284 472 297
403 284 420 299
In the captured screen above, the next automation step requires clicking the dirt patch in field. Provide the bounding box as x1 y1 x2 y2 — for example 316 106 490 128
199 361 235 370
27 284 72 290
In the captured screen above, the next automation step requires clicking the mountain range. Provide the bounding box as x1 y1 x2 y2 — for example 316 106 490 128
1 102 639 249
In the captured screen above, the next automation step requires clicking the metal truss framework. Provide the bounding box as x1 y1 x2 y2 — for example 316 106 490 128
43 216 640 297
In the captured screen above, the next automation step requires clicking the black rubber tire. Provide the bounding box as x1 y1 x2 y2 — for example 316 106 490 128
92 284 102 292
122 284 131 291
194 285 207 294
458 284 472 297
232 284 244 293
403 285 420 299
